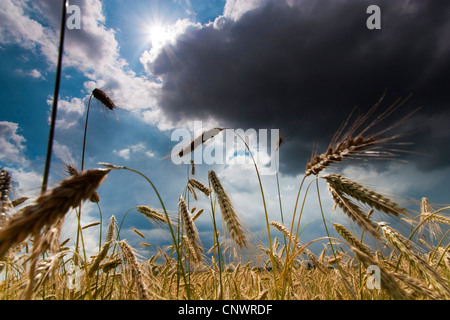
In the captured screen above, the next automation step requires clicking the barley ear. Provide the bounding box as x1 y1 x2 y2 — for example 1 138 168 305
92 88 116 111
179 195 203 262
119 240 148 300
333 223 372 257
208 170 247 248
0 168 11 224
0 169 110 259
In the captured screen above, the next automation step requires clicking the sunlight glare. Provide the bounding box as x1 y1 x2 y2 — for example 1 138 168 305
149 24 171 49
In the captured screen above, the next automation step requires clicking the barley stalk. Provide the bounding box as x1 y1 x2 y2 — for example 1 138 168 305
88 239 113 277
178 128 224 157
192 208 204 221
65 164 100 203
119 240 148 300
380 223 450 297
179 195 203 262
208 170 247 248
92 88 116 111
421 213 450 226
305 93 415 177
392 272 442 300
270 221 302 253
0 168 11 223
351 247 409 300
133 228 146 239
333 223 372 257
188 179 212 197
106 215 117 242
190 159 196 175
137 206 169 224
324 174 406 217
187 184 198 201
327 183 381 238
11 197 29 208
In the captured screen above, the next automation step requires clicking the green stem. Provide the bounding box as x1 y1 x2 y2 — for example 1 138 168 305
75 93 94 260
286 175 307 258
275 158 287 248
81 93 93 171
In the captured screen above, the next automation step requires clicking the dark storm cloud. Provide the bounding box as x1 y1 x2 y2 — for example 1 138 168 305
147 0 450 175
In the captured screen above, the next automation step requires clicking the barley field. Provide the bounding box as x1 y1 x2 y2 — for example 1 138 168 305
1 91 449 301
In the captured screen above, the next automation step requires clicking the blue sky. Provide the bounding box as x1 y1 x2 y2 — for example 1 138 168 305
1 0 449 259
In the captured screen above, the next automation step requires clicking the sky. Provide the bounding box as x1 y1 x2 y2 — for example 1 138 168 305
1 0 449 259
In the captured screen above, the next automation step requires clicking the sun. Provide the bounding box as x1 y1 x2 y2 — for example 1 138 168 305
148 24 171 49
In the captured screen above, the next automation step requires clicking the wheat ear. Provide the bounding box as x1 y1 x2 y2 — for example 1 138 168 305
208 170 247 248
0 169 110 259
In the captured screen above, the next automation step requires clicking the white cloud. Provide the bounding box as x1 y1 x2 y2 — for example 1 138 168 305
223 0 269 21
28 69 43 79
46 96 86 129
0 121 28 166
2 0 166 129
113 148 131 160
0 0 58 63
113 143 156 161
4 166 41 198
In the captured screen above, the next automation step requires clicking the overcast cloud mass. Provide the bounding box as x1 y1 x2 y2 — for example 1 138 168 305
145 0 450 174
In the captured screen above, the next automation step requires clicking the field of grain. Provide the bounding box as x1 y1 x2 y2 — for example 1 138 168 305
1 90 449 300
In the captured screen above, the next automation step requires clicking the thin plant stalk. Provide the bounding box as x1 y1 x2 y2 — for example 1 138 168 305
41 0 67 194
285 175 307 259
81 93 94 171
74 93 94 260
275 158 287 248
315 178 356 298
96 202 103 251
